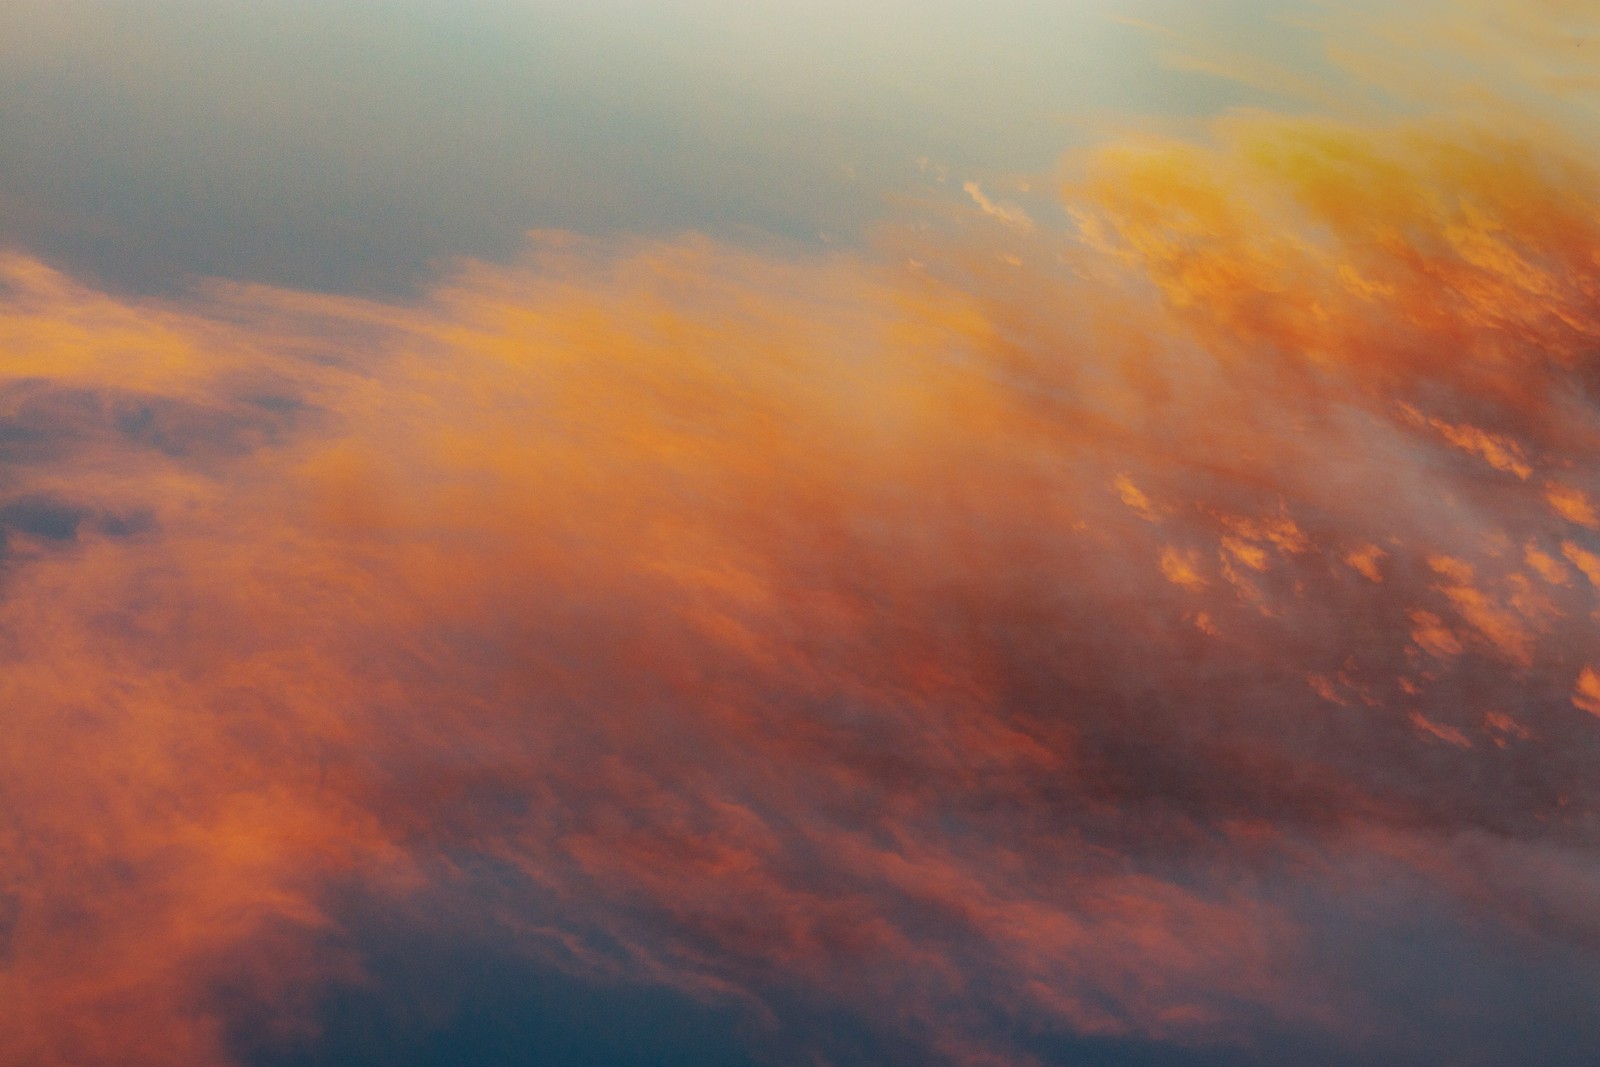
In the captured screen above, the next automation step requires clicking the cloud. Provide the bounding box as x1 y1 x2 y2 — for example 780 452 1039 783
962 181 1034 231
4 16 1600 1067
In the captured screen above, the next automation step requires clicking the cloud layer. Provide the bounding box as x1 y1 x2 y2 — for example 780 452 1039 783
5 24 1600 1065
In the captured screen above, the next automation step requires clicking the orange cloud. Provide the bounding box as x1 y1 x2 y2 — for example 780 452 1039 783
1575 668 1600 717
1547 482 1600 528
5 22 1600 1067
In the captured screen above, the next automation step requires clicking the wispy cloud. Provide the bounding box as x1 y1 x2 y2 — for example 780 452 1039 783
4 6 1600 1067
963 181 1034 231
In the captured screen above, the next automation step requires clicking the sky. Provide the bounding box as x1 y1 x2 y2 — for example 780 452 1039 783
1 2 1599 1066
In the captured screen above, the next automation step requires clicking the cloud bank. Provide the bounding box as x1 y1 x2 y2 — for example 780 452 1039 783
4 11 1600 1066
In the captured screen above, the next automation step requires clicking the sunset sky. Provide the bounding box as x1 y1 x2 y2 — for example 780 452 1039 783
3 3 1600 1066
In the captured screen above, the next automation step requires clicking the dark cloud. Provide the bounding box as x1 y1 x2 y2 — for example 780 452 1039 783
0 495 87 542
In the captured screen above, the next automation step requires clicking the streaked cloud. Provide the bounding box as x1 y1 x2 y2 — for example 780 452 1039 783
2 4 1599 1067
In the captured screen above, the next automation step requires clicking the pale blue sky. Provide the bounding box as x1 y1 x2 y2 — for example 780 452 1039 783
0 1 1333 296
